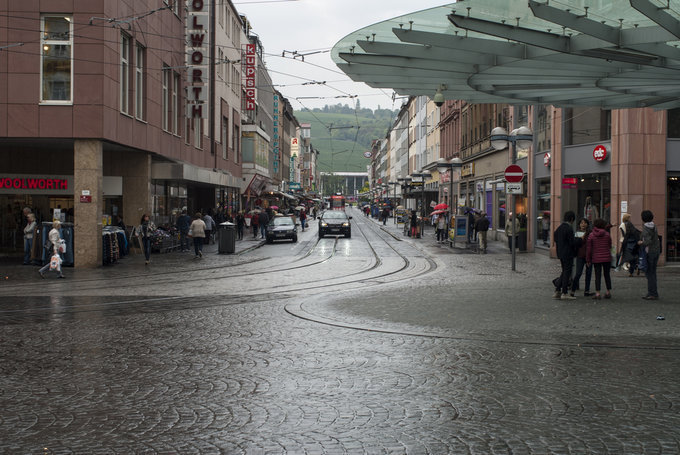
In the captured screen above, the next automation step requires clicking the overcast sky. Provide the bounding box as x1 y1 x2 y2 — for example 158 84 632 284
236 0 448 112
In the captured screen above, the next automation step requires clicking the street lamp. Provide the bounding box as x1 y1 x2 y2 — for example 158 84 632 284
436 157 463 211
490 125 533 271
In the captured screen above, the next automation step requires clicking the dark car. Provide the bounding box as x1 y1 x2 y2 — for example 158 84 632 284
266 216 298 243
318 210 352 238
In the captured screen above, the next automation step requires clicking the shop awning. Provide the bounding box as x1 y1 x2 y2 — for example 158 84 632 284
332 0 680 109
244 174 269 196
275 191 298 201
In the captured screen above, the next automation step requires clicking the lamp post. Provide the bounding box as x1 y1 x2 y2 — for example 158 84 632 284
490 125 533 271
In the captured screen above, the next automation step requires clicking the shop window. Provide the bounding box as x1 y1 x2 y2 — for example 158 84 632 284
667 176 680 262
233 123 240 163
41 16 73 103
564 107 611 145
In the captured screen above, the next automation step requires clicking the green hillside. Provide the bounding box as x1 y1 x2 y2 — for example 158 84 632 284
294 104 397 173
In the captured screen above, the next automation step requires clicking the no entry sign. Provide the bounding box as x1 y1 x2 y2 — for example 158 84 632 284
504 164 524 183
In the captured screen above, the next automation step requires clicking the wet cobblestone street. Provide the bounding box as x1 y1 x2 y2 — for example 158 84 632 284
1 208 679 454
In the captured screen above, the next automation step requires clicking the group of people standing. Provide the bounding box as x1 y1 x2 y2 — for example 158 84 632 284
553 210 660 301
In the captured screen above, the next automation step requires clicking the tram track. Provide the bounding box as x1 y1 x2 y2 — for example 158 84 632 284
0 208 439 317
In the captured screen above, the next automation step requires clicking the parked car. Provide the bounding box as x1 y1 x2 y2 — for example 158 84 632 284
266 216 298 243
318 211 352 238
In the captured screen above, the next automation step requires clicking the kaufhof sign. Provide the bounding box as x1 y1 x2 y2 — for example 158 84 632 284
0 175 71 194
186 0 209 119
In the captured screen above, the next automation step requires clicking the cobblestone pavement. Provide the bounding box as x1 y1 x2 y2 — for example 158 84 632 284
1 208 679 454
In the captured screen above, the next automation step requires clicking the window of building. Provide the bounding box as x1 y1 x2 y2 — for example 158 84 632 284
668 109 680 138
120 33 131 114
233 123 240 163
564 107 611 145
172 72 180 134
194 119 202 149
162 66 170 131
135 44 145 120
233 18 240 47
41 16 73 103
222 116 228 160
232 65 239 94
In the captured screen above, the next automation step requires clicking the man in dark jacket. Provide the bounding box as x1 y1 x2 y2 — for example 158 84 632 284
554 210 577 300
176 210 192 252
474 212 490 253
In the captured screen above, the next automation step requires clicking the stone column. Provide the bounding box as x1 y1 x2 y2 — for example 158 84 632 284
74 140 103 268
119 151 151 230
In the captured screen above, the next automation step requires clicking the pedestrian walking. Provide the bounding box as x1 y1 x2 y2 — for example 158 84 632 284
505 212 519 252
474 212 490 253
615 213 631 271
236 211 245 240
251 212 259 238
436 212 448 243
203 210 216 245
139 214 154 265
571 217 593 297
23 213 37 265
299 209 307 231
410 210 418 238
258 210 269 239
38 220 65 278
553 210 576 300
639 210 660 300
382 207 389 226
541 212 550 246
189 212 206 258
587 218 613 300
467 209 476 244
176 210 191 252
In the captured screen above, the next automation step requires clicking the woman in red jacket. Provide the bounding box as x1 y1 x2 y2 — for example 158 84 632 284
586 218 613 299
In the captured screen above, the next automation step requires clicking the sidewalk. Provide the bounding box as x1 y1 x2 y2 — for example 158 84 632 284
0 233 265 285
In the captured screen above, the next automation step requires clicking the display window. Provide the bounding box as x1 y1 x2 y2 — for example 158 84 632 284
562 173 611 226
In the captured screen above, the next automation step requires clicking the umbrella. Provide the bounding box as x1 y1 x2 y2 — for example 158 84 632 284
270 205 279 210
434 203 448 211
294 206 305 211
431 209 448 215
248 209 261 215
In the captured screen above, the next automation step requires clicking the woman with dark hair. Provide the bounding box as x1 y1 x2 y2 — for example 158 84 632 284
587 218 613 300
571 217 593 297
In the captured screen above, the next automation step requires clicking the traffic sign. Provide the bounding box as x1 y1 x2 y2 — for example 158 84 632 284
504 164 524 183
506 182 523 194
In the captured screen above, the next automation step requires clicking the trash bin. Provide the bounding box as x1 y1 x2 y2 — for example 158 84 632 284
218 222 236 254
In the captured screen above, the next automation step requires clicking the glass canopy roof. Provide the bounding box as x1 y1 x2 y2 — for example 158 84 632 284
331 0 680 108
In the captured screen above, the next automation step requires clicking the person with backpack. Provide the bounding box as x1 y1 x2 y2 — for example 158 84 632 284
639 210 661 300
621 218 641 277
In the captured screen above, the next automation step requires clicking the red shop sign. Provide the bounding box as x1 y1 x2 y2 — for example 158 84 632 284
593 145 608 162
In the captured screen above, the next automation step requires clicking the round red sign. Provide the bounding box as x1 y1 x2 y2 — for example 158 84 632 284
504 164 524 183
593 145 608 162
543 152 551 167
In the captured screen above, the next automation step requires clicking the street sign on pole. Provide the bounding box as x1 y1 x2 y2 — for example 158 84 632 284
504 164 524 183
506 182 523 194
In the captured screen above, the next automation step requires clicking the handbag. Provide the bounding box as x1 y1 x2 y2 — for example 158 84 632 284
57 239 66 253
188 227 193 237
49 254 61 271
